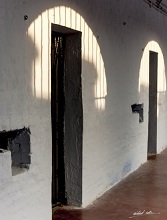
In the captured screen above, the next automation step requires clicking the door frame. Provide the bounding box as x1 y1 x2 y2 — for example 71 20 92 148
51 24 83 207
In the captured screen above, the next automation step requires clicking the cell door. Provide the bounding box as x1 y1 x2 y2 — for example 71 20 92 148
148 51 158 157
51 25 82 207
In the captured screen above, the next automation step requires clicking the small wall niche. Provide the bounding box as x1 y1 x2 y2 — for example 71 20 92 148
131 103 144 123
0 128 31 175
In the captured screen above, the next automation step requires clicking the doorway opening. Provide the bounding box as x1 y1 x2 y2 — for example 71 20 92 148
148 51 158 159
51 32 66 206
51 24 83 207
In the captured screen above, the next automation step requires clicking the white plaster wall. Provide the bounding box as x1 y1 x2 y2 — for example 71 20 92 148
0 1 52 220
1 0 167 219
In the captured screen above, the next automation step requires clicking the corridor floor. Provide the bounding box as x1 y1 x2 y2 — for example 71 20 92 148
53 148 167 220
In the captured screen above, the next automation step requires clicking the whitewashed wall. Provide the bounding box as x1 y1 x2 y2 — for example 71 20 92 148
0 0 167 219
0 1 52 220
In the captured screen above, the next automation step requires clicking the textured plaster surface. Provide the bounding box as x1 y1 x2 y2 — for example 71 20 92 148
0 150 12 184
0 0 167 219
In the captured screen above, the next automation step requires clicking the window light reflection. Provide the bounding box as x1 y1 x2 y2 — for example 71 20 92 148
28 6 107 110
139 41 166 116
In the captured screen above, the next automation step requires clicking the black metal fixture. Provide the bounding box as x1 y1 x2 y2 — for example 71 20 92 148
143 0 167 16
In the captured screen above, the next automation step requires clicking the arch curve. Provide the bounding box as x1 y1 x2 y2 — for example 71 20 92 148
28 6 107 110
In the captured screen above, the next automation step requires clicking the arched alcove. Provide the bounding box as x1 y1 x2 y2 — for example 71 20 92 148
27 6 107 111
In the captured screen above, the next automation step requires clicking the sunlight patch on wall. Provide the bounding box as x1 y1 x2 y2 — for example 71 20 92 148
138 41 166 116
28 6 107 110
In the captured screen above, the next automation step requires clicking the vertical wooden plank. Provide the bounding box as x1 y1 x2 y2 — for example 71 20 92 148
148 51 158 154
64 33 82 206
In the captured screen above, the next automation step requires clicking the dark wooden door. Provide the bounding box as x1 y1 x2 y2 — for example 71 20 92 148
148 51 158 155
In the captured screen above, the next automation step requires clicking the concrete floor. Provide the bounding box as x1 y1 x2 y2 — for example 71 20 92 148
53 148 167 220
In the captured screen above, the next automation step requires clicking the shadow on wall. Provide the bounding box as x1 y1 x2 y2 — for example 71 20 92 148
24 2 167 157
24 0 167 116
